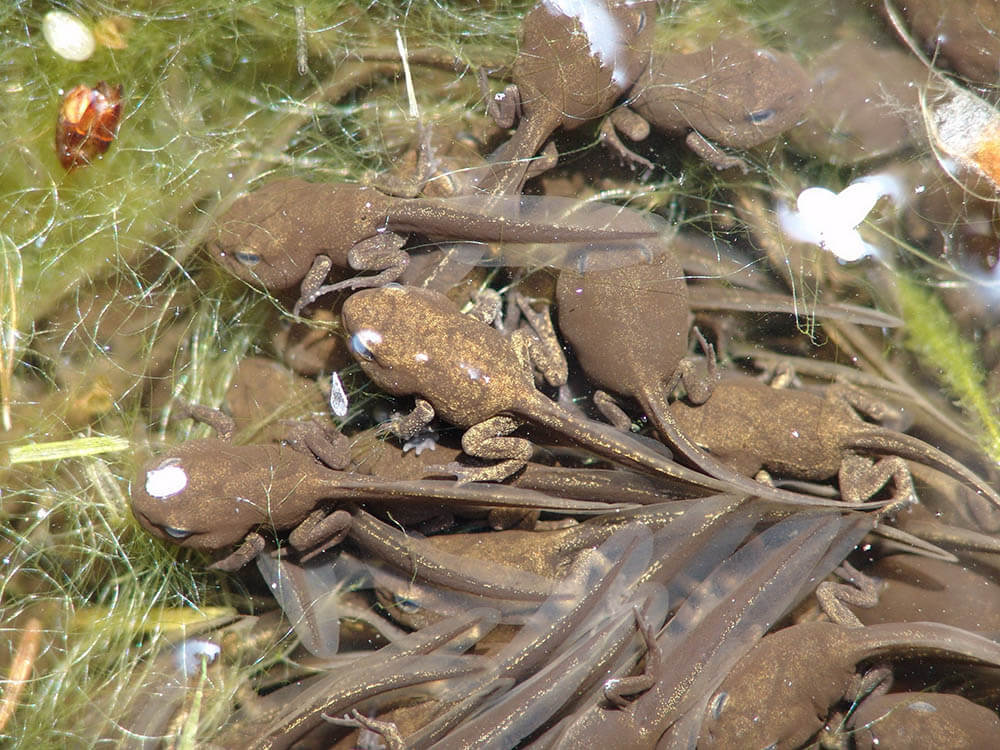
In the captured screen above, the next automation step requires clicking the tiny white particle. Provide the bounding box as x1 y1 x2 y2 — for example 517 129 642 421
329 370 349 417
145 460 188 499
173 638 221 677
295 5 308 76
403 431 438 455
460 362 488 383
43 11 96 62
790 430 800 438
415 352 429 363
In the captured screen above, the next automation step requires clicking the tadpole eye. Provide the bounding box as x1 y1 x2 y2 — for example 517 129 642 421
393 594 421 614
708 691 728 719
635 10 646 33
234 250 261 266
349 334 373 360
162 526 193 540
348 329 382 362
747 109 775 124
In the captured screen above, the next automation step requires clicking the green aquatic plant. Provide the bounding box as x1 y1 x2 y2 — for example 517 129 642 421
896 274 1000 464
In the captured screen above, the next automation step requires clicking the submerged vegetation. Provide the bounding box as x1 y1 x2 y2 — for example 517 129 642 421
1 0 998 746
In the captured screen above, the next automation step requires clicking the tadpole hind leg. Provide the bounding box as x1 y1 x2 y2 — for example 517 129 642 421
839 454 916 508
425 415 532 483
816 561 882 627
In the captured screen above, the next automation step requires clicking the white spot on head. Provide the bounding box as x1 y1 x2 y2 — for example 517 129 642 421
544 0 630 88
459 362 490 384
145 459 188 499
356 329 382 348
349 329 383 361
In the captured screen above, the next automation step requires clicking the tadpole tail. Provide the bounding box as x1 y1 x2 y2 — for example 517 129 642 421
387 194 656 247
846 427 1000 508
853 620 1000 669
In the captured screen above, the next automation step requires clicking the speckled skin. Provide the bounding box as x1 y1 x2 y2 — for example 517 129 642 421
849 691 1000 750
631 40 811 148
130 434 624 568
556 246 689 403
605 38 812 169
700 620 1000 749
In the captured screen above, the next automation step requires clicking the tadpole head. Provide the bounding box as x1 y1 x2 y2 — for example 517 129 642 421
129 439 265 550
